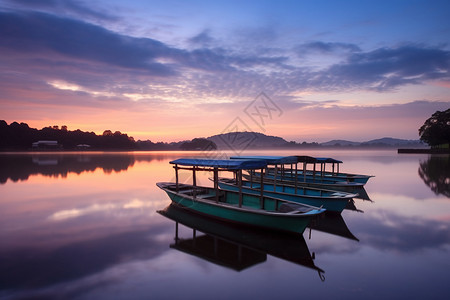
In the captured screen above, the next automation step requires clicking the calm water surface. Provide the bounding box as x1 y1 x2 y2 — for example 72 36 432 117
1 150 449 300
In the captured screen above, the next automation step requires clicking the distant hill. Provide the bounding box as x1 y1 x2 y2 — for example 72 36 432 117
207 132 426 149
361 137 425 147
207 132 291 150
320 140 360 147
320 137 426 148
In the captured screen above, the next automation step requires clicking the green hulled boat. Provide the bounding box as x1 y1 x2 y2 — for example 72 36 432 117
156 158 325 234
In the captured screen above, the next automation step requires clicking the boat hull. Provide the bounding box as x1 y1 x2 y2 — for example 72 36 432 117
279 169 372 184
249 172 364 192
157 182 324 234
217 179 353 213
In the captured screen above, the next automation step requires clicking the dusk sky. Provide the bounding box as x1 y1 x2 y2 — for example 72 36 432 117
1 0 449 142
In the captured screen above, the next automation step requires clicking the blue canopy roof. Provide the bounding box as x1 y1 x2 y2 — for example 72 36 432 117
230 155 298 165
315 157 343 164
170 158 268 170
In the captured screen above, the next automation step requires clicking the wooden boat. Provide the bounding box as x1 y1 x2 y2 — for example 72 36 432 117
156 158 325 234
158 204 324 277
281 156 373 184
230 155 366 192
215 177 357 213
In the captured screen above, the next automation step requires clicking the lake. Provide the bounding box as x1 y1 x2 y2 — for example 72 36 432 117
1 150 449 300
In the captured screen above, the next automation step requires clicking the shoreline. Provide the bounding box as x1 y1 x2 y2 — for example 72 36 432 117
398 148 450 154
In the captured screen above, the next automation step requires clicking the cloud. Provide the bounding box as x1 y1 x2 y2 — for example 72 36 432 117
296 41 361 55
188 29 215 47
179 43 450 99
0 10 291 94
271 100 450 142
4 0 117 21
319 45 450 91
0 11 177 76
1 7 450 110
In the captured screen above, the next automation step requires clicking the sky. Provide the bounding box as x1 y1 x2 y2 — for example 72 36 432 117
1 0 449 143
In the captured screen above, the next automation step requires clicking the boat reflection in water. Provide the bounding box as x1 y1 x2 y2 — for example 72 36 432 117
307 211 359 242
158 204 325 280
352 186 371 201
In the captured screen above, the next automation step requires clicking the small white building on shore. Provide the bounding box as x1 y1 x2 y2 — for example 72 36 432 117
32 140 62 150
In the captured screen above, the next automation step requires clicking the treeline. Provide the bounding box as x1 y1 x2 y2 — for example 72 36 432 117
0 120 217 151
0 121 136 150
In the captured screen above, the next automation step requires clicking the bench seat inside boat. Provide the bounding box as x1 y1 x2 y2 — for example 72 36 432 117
278 202 313 213
331 192 349 197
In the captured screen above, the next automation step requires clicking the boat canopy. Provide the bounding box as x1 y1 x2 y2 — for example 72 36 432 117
296 156 343 164
170 158 268 170
230 156 298 165
315 157 343 164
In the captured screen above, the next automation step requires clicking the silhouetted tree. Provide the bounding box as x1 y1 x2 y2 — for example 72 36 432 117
0 121 137 150
103 130 113 136
419 109 450 147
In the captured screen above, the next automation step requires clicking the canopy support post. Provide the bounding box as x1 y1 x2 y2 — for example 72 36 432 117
294 163 298 194
273 164 278 191
313 163 316 182
303 162 307 183
214 167 219 203
260 168 264 209
192 167 197 199
175 164 179 193
238 169 243 208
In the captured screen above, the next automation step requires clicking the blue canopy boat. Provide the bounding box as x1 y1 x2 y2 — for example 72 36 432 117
222 156 357 212
230 155 366 192
288 156 373 184
156 158 325 234
215 176 356 213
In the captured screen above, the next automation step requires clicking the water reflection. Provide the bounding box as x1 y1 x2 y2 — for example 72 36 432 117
418 155 450 198
0 153 134 183
308 211 359 241
0 152 174 184
349 209 450 253
0 221 170 297
2 151 450 299
158 204 325 279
